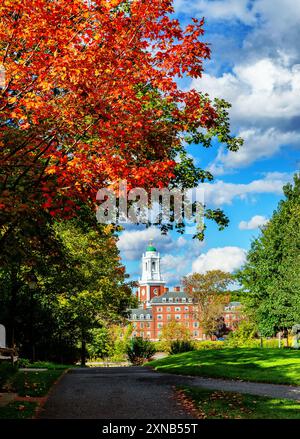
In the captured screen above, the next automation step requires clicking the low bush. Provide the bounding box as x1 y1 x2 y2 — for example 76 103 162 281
169 340 195 355
126 337 156 365
0 363 18 390
194 340 225 350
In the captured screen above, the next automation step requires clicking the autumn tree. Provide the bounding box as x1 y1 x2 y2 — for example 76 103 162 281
183 270 233 338
237 174 300 337
0 0 242 241
160 320 191 343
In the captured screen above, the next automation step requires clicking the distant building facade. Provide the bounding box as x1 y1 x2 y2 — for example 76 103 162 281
128 243 242 341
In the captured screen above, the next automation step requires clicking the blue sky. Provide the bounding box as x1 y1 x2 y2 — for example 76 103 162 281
117 0 300 286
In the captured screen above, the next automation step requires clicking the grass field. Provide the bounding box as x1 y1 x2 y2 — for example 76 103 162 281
147 348 300 385
0 401 38 419
8 369 65 397
178 386 300 419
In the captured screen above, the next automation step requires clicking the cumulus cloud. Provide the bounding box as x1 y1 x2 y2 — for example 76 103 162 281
174 0 256 24
192 58 300 125
117 226 204 262
209 128 300 175
117 227 172 260
179 0 300 174
200 172 292 206
192 246 247 273
239 215 268 230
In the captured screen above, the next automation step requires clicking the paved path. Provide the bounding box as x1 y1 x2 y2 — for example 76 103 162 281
39 367 300 419
38 367 195 419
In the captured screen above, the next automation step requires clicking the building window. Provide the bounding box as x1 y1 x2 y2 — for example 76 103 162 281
147 332 151 337
132 314 136 319
146 322 151 328
140 322 144 329
140 332 144 337
188 298 193 303
140 314 144 319
184 306 189 311
168 297 173 302
175 297 179 302
193 322 199 328
167 307 171 312
157 314 162 320
152 261 156 270
175 307 181 312
157 323 163 328
167 314 171 320
132 323 137 328
133 332 137 337
175 314 181 320
162 298 166 302
157 307 162 312
146 314 151 319
182 298 186 303
185 322 189 328
184 314 189 320
193 331 198 337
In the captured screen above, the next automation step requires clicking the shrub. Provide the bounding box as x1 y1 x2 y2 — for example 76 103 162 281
225 321 257 347
194 340 225 350
126 337 156 365
17 358 31 368
0 363 18 390
169 340 195 355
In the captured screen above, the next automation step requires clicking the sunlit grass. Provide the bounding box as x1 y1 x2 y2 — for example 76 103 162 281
148 348 300 385
178 386 300 419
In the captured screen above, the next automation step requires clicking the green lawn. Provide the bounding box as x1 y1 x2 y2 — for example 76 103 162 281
0 401 37 419
8 369 66 397
147 348 300 385
178 386 300 419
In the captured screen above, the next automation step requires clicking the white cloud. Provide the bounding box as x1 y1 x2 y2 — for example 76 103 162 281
200 172 292 206
192 58 300 125
192 246 247 273
209 128 300 174
117 227 173 260
239 215 268 230
174 0 255 24
117 226 204 262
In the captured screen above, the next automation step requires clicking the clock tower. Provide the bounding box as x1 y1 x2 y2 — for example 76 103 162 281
138 241 166 307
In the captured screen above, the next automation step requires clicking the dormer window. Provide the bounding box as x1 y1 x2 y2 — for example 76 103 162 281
168 297 173 302
132 314 136 319
140 314 144 319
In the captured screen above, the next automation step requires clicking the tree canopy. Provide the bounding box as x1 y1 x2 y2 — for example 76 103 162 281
238 174 300 336
0 0 241 237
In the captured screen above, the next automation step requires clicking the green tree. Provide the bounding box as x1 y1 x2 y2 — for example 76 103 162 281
238 174 300 336
50 220 136 366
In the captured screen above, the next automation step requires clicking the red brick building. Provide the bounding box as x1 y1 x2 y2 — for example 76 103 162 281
129 243 241 341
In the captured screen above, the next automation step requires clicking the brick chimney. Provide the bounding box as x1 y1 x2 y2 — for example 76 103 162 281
164 287 169 293
174 286 181 292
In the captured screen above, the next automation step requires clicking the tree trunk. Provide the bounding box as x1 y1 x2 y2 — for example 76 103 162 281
9 266 19 348
81 330 86 367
